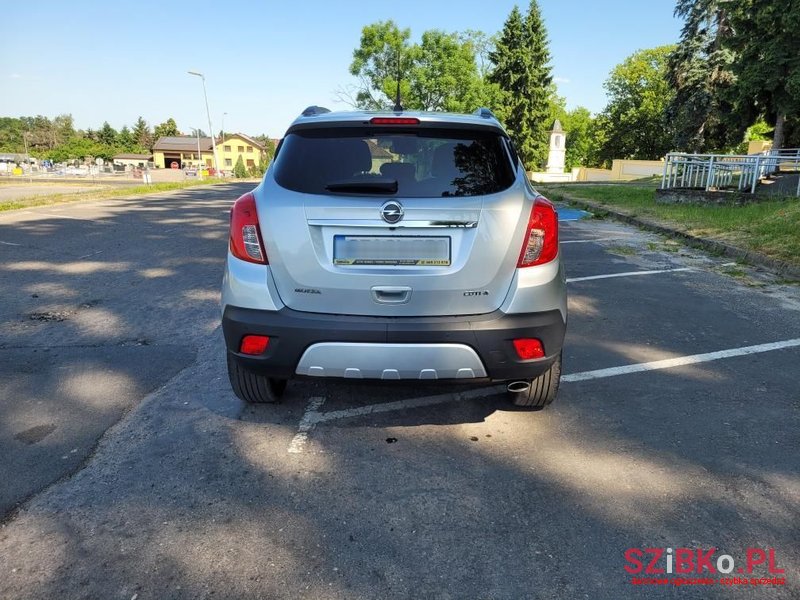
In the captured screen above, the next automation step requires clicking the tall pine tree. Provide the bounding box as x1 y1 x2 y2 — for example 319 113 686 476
488 1 553 168
667 0 738 152
132 116 153 152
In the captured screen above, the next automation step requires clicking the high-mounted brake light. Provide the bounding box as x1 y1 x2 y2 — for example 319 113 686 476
369 117 420 125
517 196 559 268
229 192 267 264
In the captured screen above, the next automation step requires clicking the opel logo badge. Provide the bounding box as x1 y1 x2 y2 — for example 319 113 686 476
381 201 404 224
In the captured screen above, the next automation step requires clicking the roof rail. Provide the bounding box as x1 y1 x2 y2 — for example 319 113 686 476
474 107 497 120
301 105 331 117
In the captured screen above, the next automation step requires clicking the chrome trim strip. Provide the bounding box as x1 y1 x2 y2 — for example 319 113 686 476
307 219 478 228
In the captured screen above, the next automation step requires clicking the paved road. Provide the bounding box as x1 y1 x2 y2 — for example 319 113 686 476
0 184 101 203
0 186 798 599
0 184 247 516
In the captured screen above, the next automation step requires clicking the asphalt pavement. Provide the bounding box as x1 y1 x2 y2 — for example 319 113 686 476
0 185 798 599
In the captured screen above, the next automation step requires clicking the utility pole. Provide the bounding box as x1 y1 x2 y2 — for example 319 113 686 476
196 128 203 178
22 132 32 182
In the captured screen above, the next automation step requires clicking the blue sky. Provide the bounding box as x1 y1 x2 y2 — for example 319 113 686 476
0 0 681 138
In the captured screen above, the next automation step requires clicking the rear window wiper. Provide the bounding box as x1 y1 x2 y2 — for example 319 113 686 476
325 178 398 194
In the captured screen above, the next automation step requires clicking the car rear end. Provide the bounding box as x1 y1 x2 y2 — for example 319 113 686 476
221 109 566 407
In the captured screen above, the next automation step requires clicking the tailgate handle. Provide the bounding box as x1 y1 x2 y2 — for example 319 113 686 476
371 286 412 304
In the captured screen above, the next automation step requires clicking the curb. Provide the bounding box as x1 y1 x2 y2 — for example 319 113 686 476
553 192 800 281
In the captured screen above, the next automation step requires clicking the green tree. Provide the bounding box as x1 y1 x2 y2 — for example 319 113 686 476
349 20 414 109
488 2 553 168
97 121 118 146
132 116 153 150
262 137 276 162
409 30 481 112
667 0 738 152
346 22 494 113
20 115 57 151
0 117 25 152
596 46 676 162
52 114 76 148
233 155 248 178
117 126 134 151
153 118 180 140
561 107 597 169
726 0 800 149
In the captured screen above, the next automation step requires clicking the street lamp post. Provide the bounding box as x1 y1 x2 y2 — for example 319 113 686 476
22 132 32 182
221 112 228 144
196 128 203 177
188 70 219 175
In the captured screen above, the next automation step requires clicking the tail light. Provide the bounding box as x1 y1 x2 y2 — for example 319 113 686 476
517 196 559 267
229 192 267 264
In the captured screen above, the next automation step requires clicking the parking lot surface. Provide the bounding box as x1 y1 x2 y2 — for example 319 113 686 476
0 184 798 599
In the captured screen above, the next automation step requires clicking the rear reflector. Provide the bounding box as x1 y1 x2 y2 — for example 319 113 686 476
370 117 420 125
229 192 267 264
240 335 270 355
513 338 545 360
518 196 559 268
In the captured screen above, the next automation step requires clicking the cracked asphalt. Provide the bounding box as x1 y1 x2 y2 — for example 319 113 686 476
0 183 798 599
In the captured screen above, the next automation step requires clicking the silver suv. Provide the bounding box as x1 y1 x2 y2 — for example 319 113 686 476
221 107 567 408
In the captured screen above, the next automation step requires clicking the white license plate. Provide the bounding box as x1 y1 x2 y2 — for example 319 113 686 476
333 235 450 266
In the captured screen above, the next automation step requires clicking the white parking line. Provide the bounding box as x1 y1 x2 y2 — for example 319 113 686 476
287 337 800 451
36 213 92 221
562 338 800 383
567 268 692 283
314 385 506 425
0 240 21 246
287 396 326 454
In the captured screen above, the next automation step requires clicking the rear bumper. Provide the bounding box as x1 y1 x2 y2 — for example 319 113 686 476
223 306 566 381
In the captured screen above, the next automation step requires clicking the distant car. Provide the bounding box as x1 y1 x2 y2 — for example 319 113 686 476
221 107 567 408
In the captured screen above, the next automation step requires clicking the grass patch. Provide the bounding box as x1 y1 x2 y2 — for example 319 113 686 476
720 265 747 278
541 184 800 267
607 244 636 256
0 178 238 212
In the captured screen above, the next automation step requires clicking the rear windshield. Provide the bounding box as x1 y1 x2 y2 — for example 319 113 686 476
272 127 516 197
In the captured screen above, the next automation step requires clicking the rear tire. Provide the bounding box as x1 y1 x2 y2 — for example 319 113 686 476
226 353 287 404
509 353 561 409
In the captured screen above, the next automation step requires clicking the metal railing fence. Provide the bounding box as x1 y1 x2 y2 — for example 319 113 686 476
661 149 800 196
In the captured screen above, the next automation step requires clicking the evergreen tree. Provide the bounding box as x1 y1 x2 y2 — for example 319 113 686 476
98 121 118 146
233 155 248 178
488 2 553 168
117 126 134 151
725 0 800 150
667 0 738 152
132 117 153 151
521 0 553 167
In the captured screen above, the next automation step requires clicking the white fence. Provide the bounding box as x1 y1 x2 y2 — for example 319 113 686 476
661 149 800 196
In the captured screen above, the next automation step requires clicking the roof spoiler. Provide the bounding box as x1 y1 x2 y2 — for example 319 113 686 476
474 107 497 120
301 105 331 117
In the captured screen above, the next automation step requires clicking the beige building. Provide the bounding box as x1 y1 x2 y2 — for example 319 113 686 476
218 133 266 171
152 133 269 173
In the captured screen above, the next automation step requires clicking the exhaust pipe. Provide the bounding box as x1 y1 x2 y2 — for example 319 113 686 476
507 381 531 394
